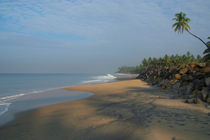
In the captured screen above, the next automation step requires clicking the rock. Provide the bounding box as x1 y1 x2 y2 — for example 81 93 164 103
185 98 197 104
201 87 209 101
178 86 185 95
203 66 210 73
181 75 193 82
157 71 161 76
178 84 192 96
207 97 210 104
192 89 199 95
190 64 196 69
159 79 170 89
205 77 210 86
196 98 203 104
170 95 179 99
136 62 210 104
192 79 205 90
179 67 189 74
206 62 210 67
153 75 157 80
179 64 186 68
194 91 202 100
169 79 178 86
194 72 205 79
185 85 193 95
170 82 180 94
175 74 181 80
173 82 180 89
197 63 206 68
188 75 193 81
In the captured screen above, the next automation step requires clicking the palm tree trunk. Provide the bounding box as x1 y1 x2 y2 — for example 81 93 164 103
186 30 208 48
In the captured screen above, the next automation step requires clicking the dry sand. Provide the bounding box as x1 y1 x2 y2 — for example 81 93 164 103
0 79 210 140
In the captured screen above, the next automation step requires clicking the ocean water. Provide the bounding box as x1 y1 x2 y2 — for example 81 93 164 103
0 73 118 125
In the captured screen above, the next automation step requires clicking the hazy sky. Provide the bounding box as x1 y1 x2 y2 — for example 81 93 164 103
0 0 210 73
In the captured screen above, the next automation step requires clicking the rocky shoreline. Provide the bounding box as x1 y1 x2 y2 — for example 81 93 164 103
136 62 210 104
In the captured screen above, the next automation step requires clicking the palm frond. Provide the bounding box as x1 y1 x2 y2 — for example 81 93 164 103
203 54 210 61
172 23 178 28
203 48 210 54
185 18 190 23
174 25 179 32
185 23 191 30
172 12 191 34
172 18 177 21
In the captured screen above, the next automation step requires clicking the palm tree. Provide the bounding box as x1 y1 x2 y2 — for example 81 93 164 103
172 12 208 48
203 37 210 61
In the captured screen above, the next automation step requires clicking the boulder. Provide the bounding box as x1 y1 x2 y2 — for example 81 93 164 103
185 85 193 95
181 75 193 82
197 63 206 68
207 97 210 104
172 82 180 90
192 89 199 95
194 91 202 99
175 74 181 80
201 87 209 101
194 72 205 79
178 84 192 95
159 79 170 89
190 64 196 69
179 67 189 75
169 79 178 86
203 66 210 73
185 98 197 104
192 79 205 90
178 86 185 95
205 77 210 86
153 75 157 80
136 62 210 103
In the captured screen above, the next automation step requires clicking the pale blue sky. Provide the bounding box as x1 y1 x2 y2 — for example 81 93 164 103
0 0 210 73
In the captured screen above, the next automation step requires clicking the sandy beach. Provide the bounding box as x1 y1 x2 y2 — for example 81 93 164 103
0 79 210 140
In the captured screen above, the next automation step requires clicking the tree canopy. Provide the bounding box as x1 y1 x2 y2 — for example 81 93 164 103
117 52 203 73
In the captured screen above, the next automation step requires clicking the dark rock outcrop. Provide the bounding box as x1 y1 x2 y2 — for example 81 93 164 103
137 63 210 104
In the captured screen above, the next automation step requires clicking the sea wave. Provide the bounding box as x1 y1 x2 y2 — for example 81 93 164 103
0 74 116 117
82 74 116 84
0 101 11 116
0 88 62 117
1 93 25 101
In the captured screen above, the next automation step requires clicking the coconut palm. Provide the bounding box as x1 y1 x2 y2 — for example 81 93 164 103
203 37 210 61
172 12 208 48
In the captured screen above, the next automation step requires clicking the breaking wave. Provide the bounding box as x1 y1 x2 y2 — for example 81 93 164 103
82 74 116 84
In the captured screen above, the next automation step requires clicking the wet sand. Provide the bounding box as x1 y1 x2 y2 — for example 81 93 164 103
0 79 210 140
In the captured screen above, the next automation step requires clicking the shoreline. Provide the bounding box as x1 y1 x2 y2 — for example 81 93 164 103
0 89 93 125
0 79 210 140
0 73 132 125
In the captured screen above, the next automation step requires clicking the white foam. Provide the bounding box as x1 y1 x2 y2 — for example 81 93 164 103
0 101 11 116
1 93 25 101
0 88 62 116
0 94 25 116
115 73 128 75
82 74 116 84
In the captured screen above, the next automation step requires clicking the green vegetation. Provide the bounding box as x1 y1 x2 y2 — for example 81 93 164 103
172 12 208 48
117 65 144 74
118 12 210 73
117 52 203 73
